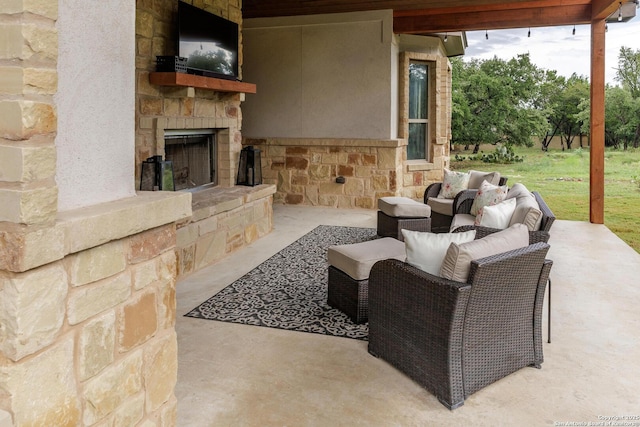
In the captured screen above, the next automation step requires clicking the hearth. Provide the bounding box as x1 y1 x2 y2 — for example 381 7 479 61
164 129 217 190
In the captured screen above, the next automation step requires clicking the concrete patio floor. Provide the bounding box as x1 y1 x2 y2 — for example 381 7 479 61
175 205 640 426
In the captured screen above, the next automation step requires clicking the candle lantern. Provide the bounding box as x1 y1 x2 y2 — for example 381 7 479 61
237 146 262 186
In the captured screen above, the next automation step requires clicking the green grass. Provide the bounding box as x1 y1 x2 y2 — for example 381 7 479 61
451 145 640 253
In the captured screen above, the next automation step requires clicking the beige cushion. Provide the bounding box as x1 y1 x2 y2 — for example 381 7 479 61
474 197 517 229
440 223 530 283
437 169 470 199
449 213 476 231
427 197 454 216
327 237 406 281
401 229 476 276
468 170 501 189
378 197 431 218
470 180 509 216
506 183 543 231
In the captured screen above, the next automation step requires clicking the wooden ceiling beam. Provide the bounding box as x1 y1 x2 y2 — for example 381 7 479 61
591 0 622 20
393 4 593 33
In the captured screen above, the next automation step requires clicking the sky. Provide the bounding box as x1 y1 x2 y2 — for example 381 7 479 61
464 15 640 84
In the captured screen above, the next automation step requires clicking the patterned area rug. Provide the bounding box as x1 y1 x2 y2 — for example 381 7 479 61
185 225 379 340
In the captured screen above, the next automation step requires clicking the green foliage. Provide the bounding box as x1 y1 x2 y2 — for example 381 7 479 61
478 144 524 164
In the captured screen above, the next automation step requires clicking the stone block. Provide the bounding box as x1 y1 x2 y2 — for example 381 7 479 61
66 240 126 287
355 197 375 210
0 143 56 182
23 67 57 95
337 195 354 209
113 392 144 427
24 0 58 20
176 223 198 247
372 174 389 191
128 225 176 264
158 397 178 427
285 146 308 155
133 258 159 291
308 164 330 181
67 272 131 325
363 154 377 165
0 262 67 361
0 100 56 140
377 148 399 170
0 66 22 94
194 231 226 271
2 338 81 426
0 24 23 60
83 351 143 425
22 23 57 61
286 156 309 170
344 178 364 196
321 152 338 164
140 98 163 115
177 245 195 277
136 10 154 38
285 193 304 204
318 194 338 207
119 291 158 351
79 312 116 381
157 278 176 330
0 220 65 272
144 334 177 412
305 186 319 206
0 185 57 224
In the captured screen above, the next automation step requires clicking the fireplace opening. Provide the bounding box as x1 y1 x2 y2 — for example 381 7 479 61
164 129 217 191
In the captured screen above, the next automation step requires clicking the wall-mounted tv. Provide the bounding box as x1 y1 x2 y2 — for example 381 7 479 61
178 1 239 80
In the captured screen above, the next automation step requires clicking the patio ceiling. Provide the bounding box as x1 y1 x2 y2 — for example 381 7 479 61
243 0 628 225
243 0 622 32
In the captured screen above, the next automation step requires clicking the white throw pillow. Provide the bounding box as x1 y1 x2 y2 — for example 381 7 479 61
438 169 470 199
401 229 476 276
440 223 530 282
474 197 517 229
470 180 508 216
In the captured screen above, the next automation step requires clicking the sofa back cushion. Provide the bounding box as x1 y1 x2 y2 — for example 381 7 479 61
440 223 530 282
506 183 543 231
468 170 501 189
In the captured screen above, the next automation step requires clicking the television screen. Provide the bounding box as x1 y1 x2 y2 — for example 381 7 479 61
178 1 239 80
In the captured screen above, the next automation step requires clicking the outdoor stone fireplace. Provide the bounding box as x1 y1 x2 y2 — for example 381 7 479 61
136 1 275 279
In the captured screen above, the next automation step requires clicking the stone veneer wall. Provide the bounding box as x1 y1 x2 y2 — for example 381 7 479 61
0 2 193 426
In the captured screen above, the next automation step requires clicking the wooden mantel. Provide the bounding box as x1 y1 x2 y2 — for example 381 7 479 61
149 72 257 94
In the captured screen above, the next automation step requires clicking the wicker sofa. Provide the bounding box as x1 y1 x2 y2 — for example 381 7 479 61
368 238 553 409
424 171 508 233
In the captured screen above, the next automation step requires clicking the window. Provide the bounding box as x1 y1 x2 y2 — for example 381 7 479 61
407 61 429 160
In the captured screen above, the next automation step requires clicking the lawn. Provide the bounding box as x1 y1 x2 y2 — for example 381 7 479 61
450 145 640 253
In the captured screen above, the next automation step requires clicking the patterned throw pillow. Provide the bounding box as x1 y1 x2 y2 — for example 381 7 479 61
438 169 470 199
470 180 508 216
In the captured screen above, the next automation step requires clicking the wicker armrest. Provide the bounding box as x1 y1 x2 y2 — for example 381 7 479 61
453 225 550 244
533 192 556 232
453 189 477 215
423 182 443 204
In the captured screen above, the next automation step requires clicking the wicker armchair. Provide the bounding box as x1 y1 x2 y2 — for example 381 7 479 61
368 242 552 409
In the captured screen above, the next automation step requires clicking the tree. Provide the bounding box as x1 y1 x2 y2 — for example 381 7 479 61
615 47 640 147
451 54 547 153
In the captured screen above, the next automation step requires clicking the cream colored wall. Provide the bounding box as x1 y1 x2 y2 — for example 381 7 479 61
55 0 136 211
242 10 396 139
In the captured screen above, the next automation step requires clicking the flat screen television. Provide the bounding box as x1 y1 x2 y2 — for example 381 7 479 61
177 1 239 80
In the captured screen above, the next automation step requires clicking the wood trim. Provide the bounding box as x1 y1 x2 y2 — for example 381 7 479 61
393 4 592 33
589 19 606 224
149 73 257 94
591 0 621 19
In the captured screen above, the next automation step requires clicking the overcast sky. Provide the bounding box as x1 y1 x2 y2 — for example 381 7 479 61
464 16 640 84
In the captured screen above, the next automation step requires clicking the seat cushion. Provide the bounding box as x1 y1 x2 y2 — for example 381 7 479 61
506 183 543 231
450 213 476 231
437 169 470 199
468 170 501 189
440 223 530 282
378 197 431 218
401 229 476 276
470 180 508 216
427 197 454 216
327 237 406 281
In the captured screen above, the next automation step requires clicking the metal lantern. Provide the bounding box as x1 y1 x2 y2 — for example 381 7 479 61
237 146 262 186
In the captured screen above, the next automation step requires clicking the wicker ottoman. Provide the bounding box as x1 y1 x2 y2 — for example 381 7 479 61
377 197 432 241
327 237 405 323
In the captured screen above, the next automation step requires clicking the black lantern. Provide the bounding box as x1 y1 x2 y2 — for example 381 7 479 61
237 146 262 186
140 155 175 191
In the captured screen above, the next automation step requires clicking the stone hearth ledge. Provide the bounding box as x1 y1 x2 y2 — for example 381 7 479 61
189 184 276 222
0 192 192 273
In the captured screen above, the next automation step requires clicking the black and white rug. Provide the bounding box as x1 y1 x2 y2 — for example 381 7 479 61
184 225 379 340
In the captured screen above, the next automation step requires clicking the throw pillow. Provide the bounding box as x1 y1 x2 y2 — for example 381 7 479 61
438 169 470 199
470 180 508 216
474 197 517 229
440 223 530 282
401 229 476 276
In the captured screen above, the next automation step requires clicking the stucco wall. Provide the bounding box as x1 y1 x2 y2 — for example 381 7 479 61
55 0 136 211
242 10 397 140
